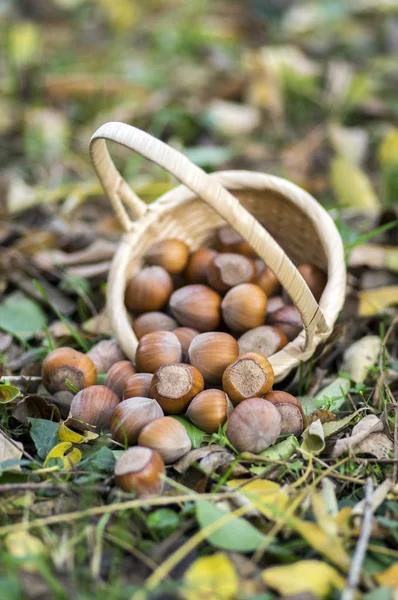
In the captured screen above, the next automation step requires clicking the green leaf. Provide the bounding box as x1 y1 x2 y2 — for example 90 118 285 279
83 447 116 473
0 384 21 404
251 436 299 476
0 293 47 339
28 418 59 460
315 377 351 411
147 509 181 537
196 500 265 552
171 416 206 449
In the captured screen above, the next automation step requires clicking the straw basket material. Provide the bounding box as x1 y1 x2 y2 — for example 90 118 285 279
90 122 346 382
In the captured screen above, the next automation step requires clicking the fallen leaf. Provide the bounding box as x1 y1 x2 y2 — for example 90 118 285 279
329 123 369 165
349 245 398 272
379 128 398 166
301 419 325 457
0 383 21 404
250 435 299 475
206 100 261 137
330 155 381 211
352 478 394 520
332 414 384 458
5 532 45 573
341 335 382 383
227 479 289 519
12 395 60 425
28 418 59 459
58 421 98 443
183 553 238 600
262 560 345 598
43 442 82 470
196 500 265 552
0 430 24 468
358 286 398 316
315 377 351 411
375 563 398 589
0 293 47 338
355 433 393 458
199 450 235 474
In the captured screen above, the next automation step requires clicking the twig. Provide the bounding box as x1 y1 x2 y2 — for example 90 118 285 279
394 406 398 484
341 477 374 600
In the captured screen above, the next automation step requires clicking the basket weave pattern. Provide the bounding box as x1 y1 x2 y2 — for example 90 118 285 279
90 123 346 382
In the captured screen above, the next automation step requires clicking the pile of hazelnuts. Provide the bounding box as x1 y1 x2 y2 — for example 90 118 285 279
41 226 327 498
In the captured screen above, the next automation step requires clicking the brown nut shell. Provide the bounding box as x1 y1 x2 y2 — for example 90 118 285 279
266 296 285 315
86 339 125 374
145 239 189 274
255 265 281 297
238 325 288 357
226 398 281 453
125 266 173 313
217 226 257 257
42 347 97 394
135 331 182 373
104 360 137 399
111 396 164 445
114 446 165 497
222 284 267 332
173 327 199 360
267 306 303 341
69 385 119 432
138 416 192 463
124 373 153 399
186 389 233 434
206 253 257 292
264 391 306 436
298 264 327 303
133 312 177 340
188 332 239 384
151 363 204 414
222 353 274 405
169 285 221 332
184 248 217 284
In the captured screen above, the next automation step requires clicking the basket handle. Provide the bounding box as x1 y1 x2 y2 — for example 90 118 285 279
90 122 328 346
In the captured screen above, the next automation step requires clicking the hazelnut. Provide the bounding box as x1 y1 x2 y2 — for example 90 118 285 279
226 398 281 453
238 325 288 357
125 266 173 313
114 446 165 497
188 332 239 384
268 306 303 341
133 312 177 340
42 347 97 394
255 264 281 297
221 283 267 332
186 389 233 434
123 373 153 399
184 248 217 284
69 385 119 432
264 391 306 436
206 253 257 292
169 285 221 332
86 339 125 374
138 416 192 463
298 264 327 302
135 331 182 373
104 360 137 399
151 363 204 414
217 226 257 257
145 239 189 274
111 396 163 445
222 353 274 405
172 327 200 361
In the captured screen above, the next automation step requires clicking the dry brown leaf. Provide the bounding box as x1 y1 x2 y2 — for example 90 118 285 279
331 414 384 458
0 429 24 468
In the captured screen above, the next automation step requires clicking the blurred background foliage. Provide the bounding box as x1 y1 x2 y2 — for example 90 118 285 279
0 0 397 215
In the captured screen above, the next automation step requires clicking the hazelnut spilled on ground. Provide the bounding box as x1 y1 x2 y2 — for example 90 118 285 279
222 352 274 405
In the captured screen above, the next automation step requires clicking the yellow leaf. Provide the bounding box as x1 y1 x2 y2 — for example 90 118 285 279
94 0 136 30
183 553 238 600
358 286 398 316
312 493 338 538
227 479 289 515
5 531 45 572
8 22 41 69
379 128 398 166
375 563 398 588
58 421 98 443
330 155 380 211
262 560 345 598
44 442 82 470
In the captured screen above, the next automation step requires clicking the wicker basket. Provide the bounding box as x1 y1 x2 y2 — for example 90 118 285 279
90 122 346 382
